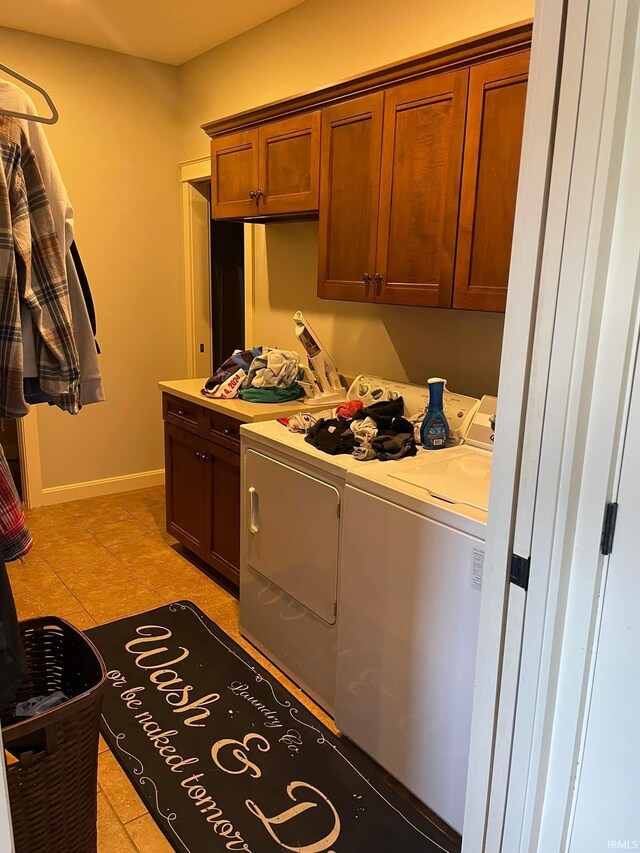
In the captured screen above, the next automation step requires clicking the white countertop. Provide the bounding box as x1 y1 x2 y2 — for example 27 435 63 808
159 378 310 424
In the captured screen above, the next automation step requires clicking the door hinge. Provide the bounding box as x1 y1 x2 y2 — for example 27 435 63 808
600 502 618 556
510 553 531 591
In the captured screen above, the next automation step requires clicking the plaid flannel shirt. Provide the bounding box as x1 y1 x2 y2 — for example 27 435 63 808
0 443 31 561
0 116 80 418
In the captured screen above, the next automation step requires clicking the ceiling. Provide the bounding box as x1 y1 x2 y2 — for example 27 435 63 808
0 0 308 65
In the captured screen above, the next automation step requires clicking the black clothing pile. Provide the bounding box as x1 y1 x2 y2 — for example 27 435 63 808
305 418 357 456
305 396 418 462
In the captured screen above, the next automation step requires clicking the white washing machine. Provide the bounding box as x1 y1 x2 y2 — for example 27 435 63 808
335 396 497 833
239 376 479 714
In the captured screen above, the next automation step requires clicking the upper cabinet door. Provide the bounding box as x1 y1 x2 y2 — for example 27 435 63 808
211 129 259 219
453 51 530 312
317 93 384 302
257 112 321 215
375 70 469 307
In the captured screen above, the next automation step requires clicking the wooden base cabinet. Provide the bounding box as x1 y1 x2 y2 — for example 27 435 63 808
205 441 241 583
164 410 241 587
165 425 210 559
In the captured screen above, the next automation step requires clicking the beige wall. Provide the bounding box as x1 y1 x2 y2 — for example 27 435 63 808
179 0 533 397
179 0 534 162
2 0 534 494
1 28 184 492
253 223 505 398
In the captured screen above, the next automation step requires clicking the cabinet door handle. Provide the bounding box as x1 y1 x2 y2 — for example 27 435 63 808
248 487 259 534
255 189 264 201
374 272 383 290
248 190 256 200
362 273 372 284
194 451 209 461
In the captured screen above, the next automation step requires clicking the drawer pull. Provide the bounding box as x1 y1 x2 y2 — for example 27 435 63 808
176 409 187 417
223 428 232 436
194 451 209 461
248 487 259 534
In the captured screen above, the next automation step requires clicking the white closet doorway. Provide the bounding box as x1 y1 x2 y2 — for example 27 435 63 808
567 338 640 850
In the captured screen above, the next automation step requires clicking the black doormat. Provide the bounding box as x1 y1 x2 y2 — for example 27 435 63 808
87 601 458 853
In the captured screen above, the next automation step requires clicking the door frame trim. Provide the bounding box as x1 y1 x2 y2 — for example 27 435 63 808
180 155 256 377
462 0 569 847
464 1 640 851
180 156 211 379
16 409 42 508
504 3 640 849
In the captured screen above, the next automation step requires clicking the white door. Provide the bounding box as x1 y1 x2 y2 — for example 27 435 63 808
244 449 339 624
567 367 640 850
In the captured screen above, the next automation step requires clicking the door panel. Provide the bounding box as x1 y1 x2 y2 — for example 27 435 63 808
454 52 529 312
244 449 339 624
164 425 208 556
376 70 469 307
206 441 241 582
568 367 640 851
258 112 320 215
211 129 259 219
317 93 384 302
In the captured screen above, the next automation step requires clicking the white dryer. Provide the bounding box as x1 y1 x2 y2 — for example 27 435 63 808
239 377 479 714
335 396 497 833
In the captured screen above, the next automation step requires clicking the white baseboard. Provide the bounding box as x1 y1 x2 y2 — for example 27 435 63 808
40 469 165 506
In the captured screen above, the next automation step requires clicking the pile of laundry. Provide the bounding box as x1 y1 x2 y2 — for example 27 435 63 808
202 347 305 404
289 397 421 462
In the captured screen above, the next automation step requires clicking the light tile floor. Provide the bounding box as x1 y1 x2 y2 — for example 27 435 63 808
9 485 337 852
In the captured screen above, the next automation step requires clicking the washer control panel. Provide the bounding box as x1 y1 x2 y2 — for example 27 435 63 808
464 395 498 452
348 375 480 441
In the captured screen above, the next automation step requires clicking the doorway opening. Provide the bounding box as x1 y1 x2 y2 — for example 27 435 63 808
210 220 245 371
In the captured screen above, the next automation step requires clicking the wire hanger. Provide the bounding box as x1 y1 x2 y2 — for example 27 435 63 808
0 63 58 125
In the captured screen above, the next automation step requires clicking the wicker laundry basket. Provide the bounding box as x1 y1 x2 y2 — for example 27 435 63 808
1 616 106 853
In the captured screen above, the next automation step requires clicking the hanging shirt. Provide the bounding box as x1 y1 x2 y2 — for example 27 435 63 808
0 115 80 417
0 80 104 405
0 443 32 561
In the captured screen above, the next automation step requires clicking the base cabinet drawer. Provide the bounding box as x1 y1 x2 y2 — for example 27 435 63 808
164 421 241 586
163 393 205 435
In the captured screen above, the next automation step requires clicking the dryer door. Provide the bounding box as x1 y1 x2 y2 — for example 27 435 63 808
244 449 339 624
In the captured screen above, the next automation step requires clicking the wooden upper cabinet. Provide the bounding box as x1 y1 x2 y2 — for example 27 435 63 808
453 51 530 312
317 93 384 302
210 113 320 218
375 70 469 307
257 112 321 215
204 23 532 308
211 129 259 219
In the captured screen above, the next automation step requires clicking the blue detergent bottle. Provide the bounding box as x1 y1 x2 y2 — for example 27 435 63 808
420 378 450 450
